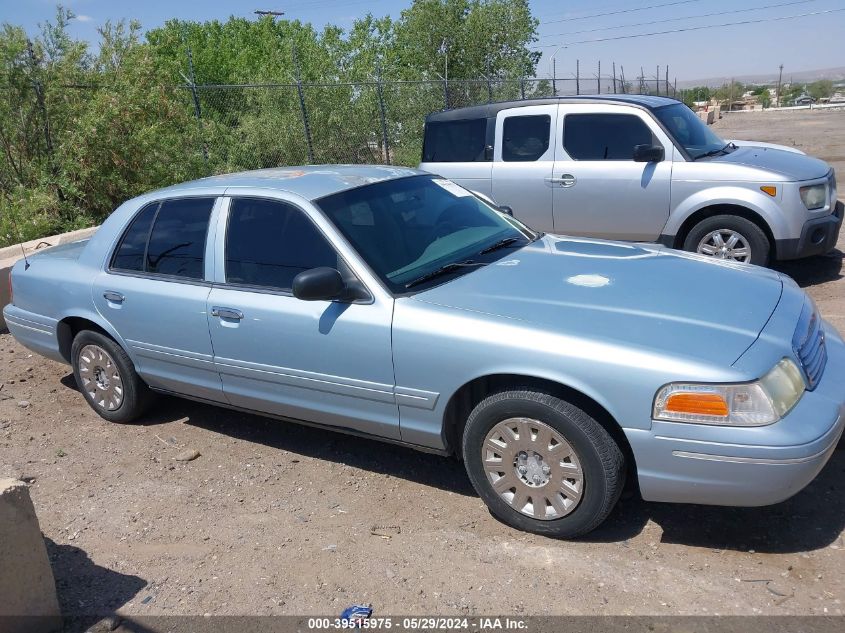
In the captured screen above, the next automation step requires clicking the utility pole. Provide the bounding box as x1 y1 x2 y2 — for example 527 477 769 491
576 59 580 95
665 65 669 96
597 60 601 94
776 64 784 108
620 65 626 93
552 57 557 96
656 65 660 95
612 62 617 94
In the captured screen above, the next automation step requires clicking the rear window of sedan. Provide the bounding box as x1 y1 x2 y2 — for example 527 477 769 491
111 197 215 280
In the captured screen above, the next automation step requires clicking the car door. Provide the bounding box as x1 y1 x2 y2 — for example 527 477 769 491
205 194 400 440
552 105 674 240
491 105 557 232
92 195 226 403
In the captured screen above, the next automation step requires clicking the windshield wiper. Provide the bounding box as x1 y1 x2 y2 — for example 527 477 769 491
404 260 486 289
694 143 733 160
478 237 522 254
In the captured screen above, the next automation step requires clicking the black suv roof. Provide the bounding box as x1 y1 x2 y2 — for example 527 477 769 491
426 94 681 122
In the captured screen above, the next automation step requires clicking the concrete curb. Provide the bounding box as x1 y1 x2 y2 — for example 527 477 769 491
0 226 98 331
0 479 61 633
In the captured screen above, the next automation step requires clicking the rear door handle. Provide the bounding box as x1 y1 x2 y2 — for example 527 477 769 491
211 306 244 321
103 291 125 304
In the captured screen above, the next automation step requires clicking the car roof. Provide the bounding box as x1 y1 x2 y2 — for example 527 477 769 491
426 94 681 122
151 165 427 201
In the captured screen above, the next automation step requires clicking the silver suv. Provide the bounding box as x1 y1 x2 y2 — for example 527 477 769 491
420 95 842 266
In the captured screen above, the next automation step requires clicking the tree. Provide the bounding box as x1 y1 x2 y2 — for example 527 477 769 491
807 80 834 100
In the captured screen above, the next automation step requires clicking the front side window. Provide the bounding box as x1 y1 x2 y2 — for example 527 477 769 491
225 198 338 291
111 197 214 280
502 115 551 162
653 103 728 160
318 175 535 292
422 118 488 162
563 113 658 161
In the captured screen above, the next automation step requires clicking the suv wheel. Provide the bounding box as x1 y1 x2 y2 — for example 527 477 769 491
71 330 155 423
462 390 625 538
683 214 770 266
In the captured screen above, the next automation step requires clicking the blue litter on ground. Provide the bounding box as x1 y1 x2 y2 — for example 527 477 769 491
341 604 373 623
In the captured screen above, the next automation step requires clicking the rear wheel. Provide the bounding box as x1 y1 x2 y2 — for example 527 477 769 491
462 390 625 538
683 214 770 266
71 330 154 423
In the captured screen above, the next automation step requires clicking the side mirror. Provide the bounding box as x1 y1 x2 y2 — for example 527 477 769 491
499 205 514 216
633 144 664 162
292 267 345 301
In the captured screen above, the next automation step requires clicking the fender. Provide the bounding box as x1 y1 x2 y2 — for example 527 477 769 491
663 185 788 241
57 306 141 371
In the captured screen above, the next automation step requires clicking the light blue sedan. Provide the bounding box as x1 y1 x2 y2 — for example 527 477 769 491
4 166 843 537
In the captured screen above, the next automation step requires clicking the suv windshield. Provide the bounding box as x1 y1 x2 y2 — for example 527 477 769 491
317 175 535 292
654 103 728 160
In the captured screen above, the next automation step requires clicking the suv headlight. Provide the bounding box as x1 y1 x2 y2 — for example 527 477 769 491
653 358 805 426
799 183 826 210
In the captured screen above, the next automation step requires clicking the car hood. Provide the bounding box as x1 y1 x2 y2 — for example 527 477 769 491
707 145 829 181
411 235 784 366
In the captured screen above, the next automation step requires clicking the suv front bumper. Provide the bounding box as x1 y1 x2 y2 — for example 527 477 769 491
776 200 843 260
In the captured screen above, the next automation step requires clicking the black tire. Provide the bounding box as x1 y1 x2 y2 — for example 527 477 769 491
682 214 770 266
71 330 154 423
462 390 625 538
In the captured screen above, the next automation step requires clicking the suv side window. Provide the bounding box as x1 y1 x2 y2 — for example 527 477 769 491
225 198 338 291
111 197 214 279
502 115 551 161
422 118 488 162
564 113 658 160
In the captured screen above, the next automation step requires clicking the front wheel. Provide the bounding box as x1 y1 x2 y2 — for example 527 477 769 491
682 214 770 266
462 390 625 538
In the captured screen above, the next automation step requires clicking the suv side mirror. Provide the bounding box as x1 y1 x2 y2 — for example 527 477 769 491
633 144 664 163
293 267 345 301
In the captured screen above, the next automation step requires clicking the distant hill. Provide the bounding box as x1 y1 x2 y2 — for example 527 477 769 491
677 66 845 88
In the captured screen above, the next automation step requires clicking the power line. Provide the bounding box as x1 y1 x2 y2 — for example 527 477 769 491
533 7 845 48
538 0 817 39
540 0 706 26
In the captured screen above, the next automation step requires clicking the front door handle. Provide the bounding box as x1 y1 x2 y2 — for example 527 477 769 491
549 174 577 188
103 291 125 304
210 306 244 321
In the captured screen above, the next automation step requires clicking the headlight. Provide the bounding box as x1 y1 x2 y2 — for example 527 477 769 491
799 184 826 210
653 358 805 426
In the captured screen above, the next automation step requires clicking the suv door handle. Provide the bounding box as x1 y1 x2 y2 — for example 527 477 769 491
103 291 125 304
547 174 576 187
210 306 244 321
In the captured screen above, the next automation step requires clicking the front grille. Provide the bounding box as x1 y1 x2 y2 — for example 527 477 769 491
792 301 827 390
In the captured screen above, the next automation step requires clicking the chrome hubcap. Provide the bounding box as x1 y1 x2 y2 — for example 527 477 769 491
78 345 123 411
483 418 584 521
697 229 751 262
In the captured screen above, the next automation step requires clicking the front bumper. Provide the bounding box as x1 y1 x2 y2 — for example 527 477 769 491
776 200 843 260
626 320 845 507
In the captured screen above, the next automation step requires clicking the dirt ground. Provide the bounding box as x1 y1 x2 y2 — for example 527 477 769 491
1 109 844 624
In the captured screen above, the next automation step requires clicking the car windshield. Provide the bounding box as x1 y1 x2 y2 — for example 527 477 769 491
654 103 728 160
317 175 535 292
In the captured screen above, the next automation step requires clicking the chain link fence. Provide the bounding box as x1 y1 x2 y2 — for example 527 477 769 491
168 76 676 173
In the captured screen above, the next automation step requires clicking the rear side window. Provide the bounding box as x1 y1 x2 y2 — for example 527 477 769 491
111 203 157 272
502 115 551 161
111 197 214 279
422 118 488 162
225 198 338 291
563 113 658 160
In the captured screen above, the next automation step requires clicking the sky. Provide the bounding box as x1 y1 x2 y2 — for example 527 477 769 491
5 0 845 82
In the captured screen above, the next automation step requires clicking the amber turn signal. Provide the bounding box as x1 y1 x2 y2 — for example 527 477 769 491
760 185 777 197
664 392 729 416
